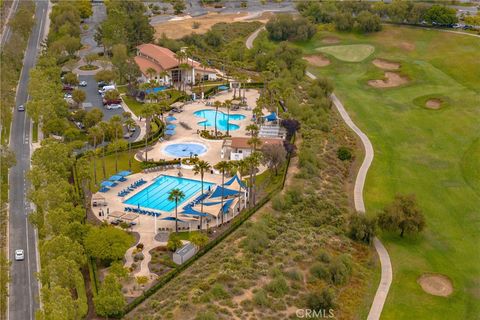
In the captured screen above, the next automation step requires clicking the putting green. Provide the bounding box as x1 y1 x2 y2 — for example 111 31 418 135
316 44 375 62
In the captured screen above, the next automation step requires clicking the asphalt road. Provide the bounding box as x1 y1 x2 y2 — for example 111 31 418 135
8 1 48 319
0 0 19 47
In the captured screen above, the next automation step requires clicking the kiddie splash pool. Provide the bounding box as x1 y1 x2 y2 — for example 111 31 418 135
163 142 208 157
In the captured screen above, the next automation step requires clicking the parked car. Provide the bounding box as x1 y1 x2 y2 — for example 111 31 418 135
103 98 122 106
106 104 122 110
97 81 107 88
63 85 74 91
17 104 25 112
74 121 84 130
79 80 87 87
14 249 24 261
123 132 133 139
64 93 72 99
98 85 116 95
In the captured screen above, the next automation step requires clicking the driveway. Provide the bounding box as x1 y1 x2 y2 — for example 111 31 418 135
79 2 106 57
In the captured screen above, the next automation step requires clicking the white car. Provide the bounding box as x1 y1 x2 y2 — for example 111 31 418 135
14 249 24 261
79 80 87 87
17 105 25 112
106 104 122 110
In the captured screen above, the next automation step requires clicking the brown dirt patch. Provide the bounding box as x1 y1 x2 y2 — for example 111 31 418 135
400 41 415 51
303 54 331 67
322 36 340 44
418 273 453 297
372 58 400 70
153 12 270 39
425 99 442 109
368 72 409 88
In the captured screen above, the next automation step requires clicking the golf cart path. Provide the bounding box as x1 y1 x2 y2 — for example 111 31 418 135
246 27 392 320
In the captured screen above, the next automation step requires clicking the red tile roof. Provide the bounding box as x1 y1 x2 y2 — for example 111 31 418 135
134 56 162 76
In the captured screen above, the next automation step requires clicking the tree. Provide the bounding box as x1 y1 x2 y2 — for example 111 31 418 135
41 235 86 266
104 89 120 101
214 161 231 225
63 72 78 86
261 144 286 175
378 194 426 237
387 0 410 23
213 100 221 136
245 152 262 207
145 67 157 80
306 288 336 312
94 274 125 318
224 100 233 136
348 214 377 244
297 1 335 24
193 160 211 230
140 104 156 161
424 5 458 25
167 233 182 251
84 108 103 128
168 188 186 233
173 0 186 15
84 226 134 261
76 0 93 19
334 11 354 31
190 232 209 249
36 286 77 320
94 69 116 84
72 89 86 107
107 139 128 172
266 14 316 41
84 52 97 66
356 10 382 33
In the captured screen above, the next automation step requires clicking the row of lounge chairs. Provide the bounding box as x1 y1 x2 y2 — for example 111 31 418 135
117 179 146 197
143 165 177 173
183 192 211 210
124 207 161 217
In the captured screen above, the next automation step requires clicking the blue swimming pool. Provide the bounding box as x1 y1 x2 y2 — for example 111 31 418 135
194 109 246 131
163 142 207 157
124 175 214 212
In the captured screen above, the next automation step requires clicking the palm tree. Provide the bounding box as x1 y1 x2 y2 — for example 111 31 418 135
88 126 103 184
193 160 211 231
213 100 221 137
246 123 259 137
109 115 123 172
140 104 156 162
245 152 262 208
224 100 232 136
168 188 185 233
214 161 231 225
123 118 136 171
145 67 157 82
98 121 110 180
159 70 169 85
232 159 248 210
179 63 191 93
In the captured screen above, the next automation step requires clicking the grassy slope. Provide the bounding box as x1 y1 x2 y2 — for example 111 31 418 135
301 25 480 319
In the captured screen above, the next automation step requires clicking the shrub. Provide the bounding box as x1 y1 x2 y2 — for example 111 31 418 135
136 243 144 250
192 21 201 29
337 147 352 161
253 289 269 307
265 276 289 297
347 214 376 244
306 288 336 312
328 258 351 285
284 269 303 282
195 311 217 320
317 250 331 263
210 283 229 300
310 262 329 280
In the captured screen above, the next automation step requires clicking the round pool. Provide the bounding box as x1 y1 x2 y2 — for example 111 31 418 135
163 142 208 157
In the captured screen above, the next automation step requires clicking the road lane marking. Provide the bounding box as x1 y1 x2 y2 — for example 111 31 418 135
25 217 33 320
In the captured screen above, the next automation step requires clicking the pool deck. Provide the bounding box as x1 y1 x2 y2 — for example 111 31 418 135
147 89 263 164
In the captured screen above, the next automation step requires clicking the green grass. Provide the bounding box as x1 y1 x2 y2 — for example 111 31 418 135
122 96 145 117
32 122 38 143
316 44 375 62
90 151 142 190
299 25 480 319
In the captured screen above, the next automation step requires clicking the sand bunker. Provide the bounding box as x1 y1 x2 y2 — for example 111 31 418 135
368 72 409 88
418 273 453 297
425 99 442 109
303 55 330 67
372 58 400 70
322 37 340 44
400 41 415 51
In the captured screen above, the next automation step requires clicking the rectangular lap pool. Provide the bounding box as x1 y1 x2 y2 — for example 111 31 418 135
124 175 215 212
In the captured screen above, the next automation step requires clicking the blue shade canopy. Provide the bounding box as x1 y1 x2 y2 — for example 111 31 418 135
145 86 167 94
101 181 116 187
117 170 132 176
166 124 176 130
181 206 208 217
165 129 176 135
209 185 240 198
99 187 109 193
202 200 222 206
224 174 246 189
166 116 177 122
218 85 229 91
222 198 235 213
161 216 185 222
109 175 123 181
263 112 277 121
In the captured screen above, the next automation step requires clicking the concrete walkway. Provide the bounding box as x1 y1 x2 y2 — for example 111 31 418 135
245 26 265 49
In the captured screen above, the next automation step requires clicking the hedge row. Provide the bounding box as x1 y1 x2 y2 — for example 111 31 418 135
123 139 292 315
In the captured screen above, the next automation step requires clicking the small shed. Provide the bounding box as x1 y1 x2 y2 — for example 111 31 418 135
173 242 197 265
